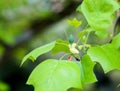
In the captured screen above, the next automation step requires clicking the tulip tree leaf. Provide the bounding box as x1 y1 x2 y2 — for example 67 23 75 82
21 41 56 66
27 56 98 91
27 59 82 91
77 0 119 31
87 44 120 73
52 39 70 54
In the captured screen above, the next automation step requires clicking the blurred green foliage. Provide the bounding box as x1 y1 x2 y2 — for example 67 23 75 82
0 0 53 45
0 81 10 91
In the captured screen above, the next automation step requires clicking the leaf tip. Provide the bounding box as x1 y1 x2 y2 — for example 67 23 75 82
20 55 35 67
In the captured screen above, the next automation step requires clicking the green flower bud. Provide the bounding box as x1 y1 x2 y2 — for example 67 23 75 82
69 34 74 44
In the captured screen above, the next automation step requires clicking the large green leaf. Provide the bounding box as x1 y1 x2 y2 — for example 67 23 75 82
78 0 119 31
21 41 56 66
52 39 70 54
27 59 82 91
27 57 97 91
80 55 97 85
87 44 120 73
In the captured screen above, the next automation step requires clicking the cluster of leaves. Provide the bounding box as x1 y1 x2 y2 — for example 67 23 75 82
21 0 120 91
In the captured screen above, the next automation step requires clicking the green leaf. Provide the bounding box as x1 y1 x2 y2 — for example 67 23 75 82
111 33 120 49
78 0 119 31
21 41 56 66
80 55 97 85
67 18 82 28
27 57 97 91
27 59 82 91
52 39 70 54
87 44 120 73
